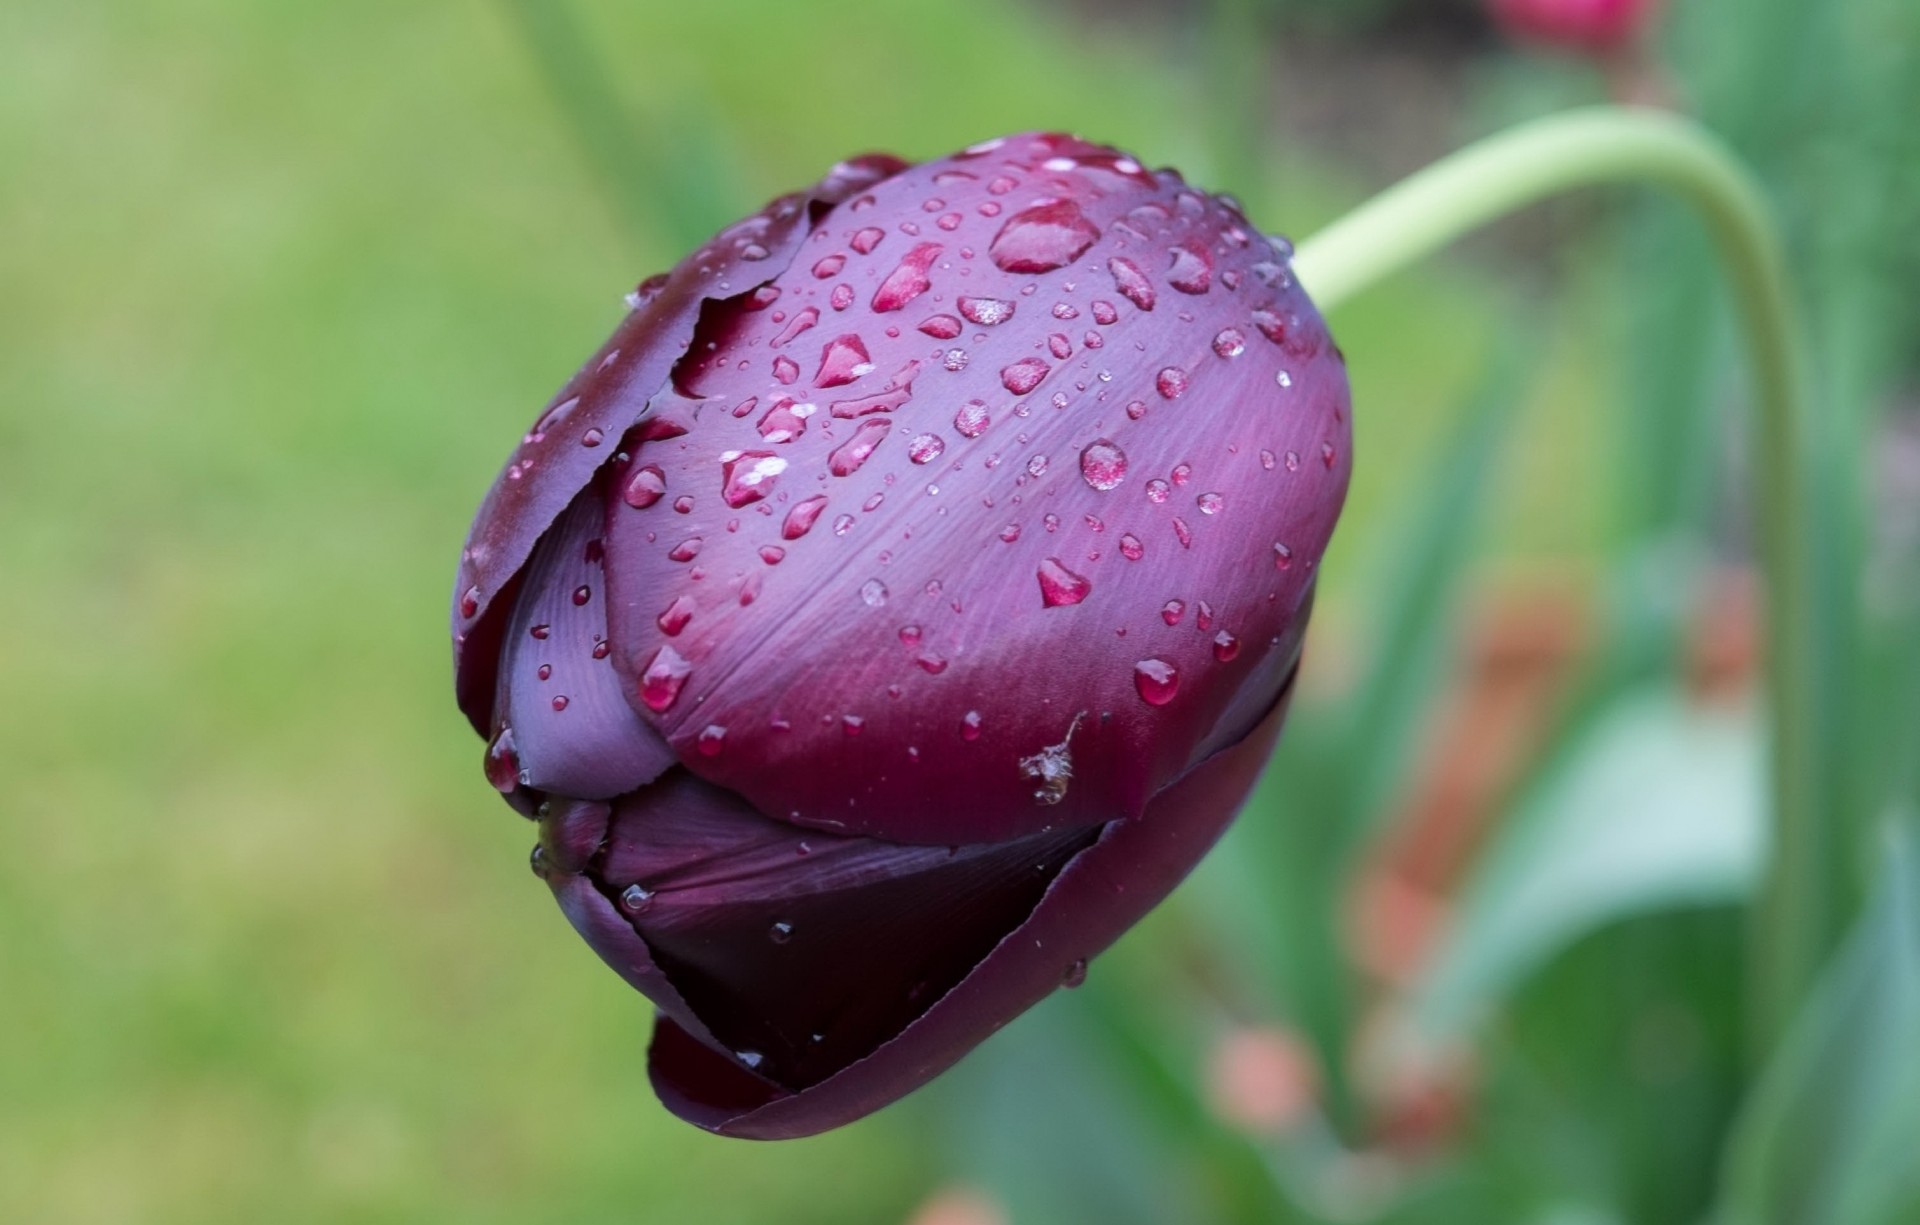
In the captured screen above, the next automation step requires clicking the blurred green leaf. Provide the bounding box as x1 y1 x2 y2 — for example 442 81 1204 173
1413 687 1763 1038
1715 833 1920 1225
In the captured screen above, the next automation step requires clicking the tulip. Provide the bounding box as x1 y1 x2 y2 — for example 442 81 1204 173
1486 0 1662 54
450 132 1352 1137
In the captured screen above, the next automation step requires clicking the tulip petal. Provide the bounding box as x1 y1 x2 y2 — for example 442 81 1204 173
599 133 1348 845
494 482 676 799
451 154 911 734
577 769 1095 1091
650 667 1299 1136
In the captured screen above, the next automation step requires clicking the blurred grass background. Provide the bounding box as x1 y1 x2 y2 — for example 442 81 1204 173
2 0 1916 1222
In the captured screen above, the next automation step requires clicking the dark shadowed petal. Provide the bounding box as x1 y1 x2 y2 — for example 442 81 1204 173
599 132 1348 845
651 666 1300 1137
493 481 676 799
451 154 910 733
581 770 1095 1090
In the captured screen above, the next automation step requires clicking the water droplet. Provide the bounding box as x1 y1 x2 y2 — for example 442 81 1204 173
621 464 667 509
459 585 482 618
908 433 946 464
619 883 655 912
1091 300 1119 325
484 727 520 793
1107 256 1156 311
782 494 829 539
639 646 692 712
771 306 820 348
1001 357 1050 396
961 710 984 740
1212 327 1246 358
1196 491 1224 515
1259 448 1276 470
989 200 1101 272
1276 369 1294 389
667 537 702 562
1145 478 1170 503
720 451 788 507
1172 517 1193 548
850 226 885 254
1026 454 1050 478
898 624 922 646
1043 513 1061 533
1062 958 1088 988
830 283 855 310
829 418 892 476
769 920 794 944
1321 441 1338 469
1272 542 1293 570
919 314 962 339
1166 239 1213 294
1161 599 1185 626
1079 439 1128 491
1170 463 1192 487
1195 601 1214 631
833 513 856 536
917 654 948 674
591 640 611 660
842 714 865 736
657 595 696 635
1119 533 1145 561
860 578 889 607
815 334 873 388
1156 367 1188 399
1037 558 1092 607
758 545 786 565
999 523 1022 543
812 253 845 278
1213 630 1241 661
673 495 695 514
529 623 550 640
1134 658 1179 705
954 400 991 438
736 1049 765 1069
697 724 727 756
958 296 1016 325
581 427 604 448
871 241 944 311
529 843 548 878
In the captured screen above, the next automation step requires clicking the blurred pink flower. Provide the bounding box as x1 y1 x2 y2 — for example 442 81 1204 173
1487 0 1663 53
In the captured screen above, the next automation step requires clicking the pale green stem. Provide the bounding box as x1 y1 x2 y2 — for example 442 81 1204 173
1292 106 1822 1054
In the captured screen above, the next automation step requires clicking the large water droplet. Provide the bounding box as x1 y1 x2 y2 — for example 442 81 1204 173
667 537 702 562
1145 478 1170 504
871 241 943 312
1212 630 1241 661
621 464 667 509
1196 491 1224 515
953 400 991 438
850 226 885 254
639 646 692 712
1166 239 1213 294
656 594 696 635
783 494 828 539
459 585 482 619
1037 558 1092 607
1079 439 1128 491
1107 256 1156 311
908 433 946 464
720 451 788 507
1213 327 1246 358
697 724 727 756
1156 367 1188 399
815 334 874 388
1119 533 1145 561
1001 357 1050 396
919 314 962 339
957 296 1016 325
484 726 520 793
860 578 889 607
989 200 1100 272
829 418 892 476
1133 658 1179 705
1161 599 1185 626
961 710 984 740
1272 542 1293 570
757 397 814 444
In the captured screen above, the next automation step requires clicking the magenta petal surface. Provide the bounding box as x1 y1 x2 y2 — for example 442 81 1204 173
599 133 1348 845
451 154 910 733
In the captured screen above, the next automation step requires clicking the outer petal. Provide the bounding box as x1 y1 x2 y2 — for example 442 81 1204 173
600 132 1349 845
451 154 911 734
490 480 676 799
650 664 1300 1138
573 770 1094 1091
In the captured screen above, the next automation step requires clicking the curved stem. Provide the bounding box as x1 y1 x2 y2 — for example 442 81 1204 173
1292 106 1823 1054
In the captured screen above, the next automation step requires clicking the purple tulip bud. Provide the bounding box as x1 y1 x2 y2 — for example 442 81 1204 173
451 132 1351 1137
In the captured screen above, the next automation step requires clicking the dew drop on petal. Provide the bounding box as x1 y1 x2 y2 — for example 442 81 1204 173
860 578 889 607
1037 558 1092 607
1133 658 1179 705
639 646 692 712
1079 439 1128 491
782 494 828 539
